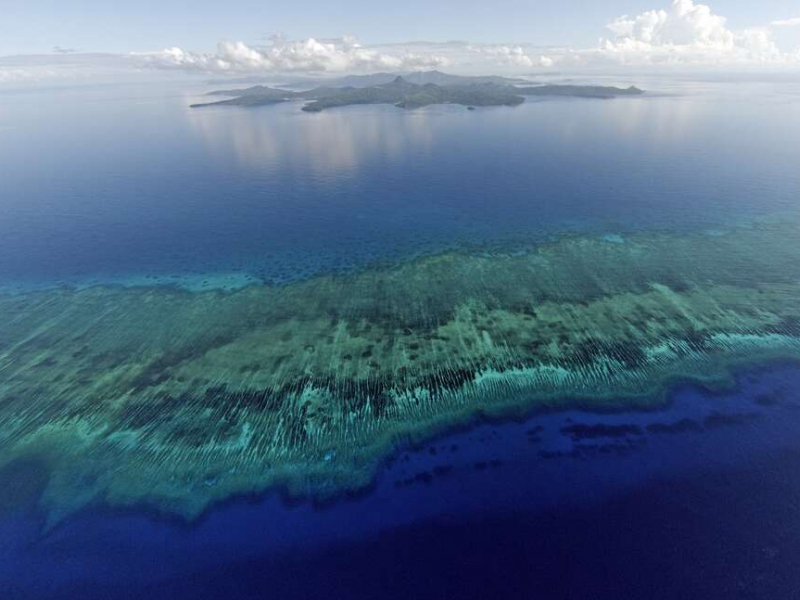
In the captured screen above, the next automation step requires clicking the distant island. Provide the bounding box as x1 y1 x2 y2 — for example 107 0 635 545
191 71 644 112
206 70 529 89
289 70 531 89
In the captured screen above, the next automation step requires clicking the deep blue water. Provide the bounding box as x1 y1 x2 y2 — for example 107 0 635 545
1 76 798 289
2 75 800 598
3 363 800 599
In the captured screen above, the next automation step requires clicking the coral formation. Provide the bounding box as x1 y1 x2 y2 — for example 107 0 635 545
1 218 800 523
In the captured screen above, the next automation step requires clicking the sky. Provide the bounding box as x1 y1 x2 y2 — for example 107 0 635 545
1 0 800 83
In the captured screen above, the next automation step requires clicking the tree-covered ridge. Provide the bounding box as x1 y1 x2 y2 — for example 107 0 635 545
191 72 644 112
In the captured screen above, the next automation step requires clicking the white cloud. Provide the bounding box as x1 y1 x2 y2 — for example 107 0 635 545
600 0 790 65
606 0 732 47
135 36 450 74
771 17 800 27
469 44 554 68
0 53 139 85
127 1 800 75
0 68 35 84
3 1 799 86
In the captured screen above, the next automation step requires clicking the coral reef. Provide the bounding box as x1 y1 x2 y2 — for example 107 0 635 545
1 218 800 523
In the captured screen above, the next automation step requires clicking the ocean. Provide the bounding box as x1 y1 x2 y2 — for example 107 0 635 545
1 74 800 599
1 76 798 290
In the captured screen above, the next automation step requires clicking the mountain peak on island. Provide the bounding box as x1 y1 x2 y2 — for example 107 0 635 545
193 76 646 112
379 75 417 90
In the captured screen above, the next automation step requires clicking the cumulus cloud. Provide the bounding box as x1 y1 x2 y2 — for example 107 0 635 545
135 36 450 74
605 0 733 48
3 1 799 86
600 0 791 65
129 1 798 75
468 44 554 68
771 17 800 27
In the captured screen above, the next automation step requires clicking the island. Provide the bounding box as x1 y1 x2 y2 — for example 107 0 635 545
286 69 531 89
206 69 529 89
190 72 644 112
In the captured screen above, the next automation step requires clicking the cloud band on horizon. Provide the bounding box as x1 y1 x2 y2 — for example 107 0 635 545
2 0 799 84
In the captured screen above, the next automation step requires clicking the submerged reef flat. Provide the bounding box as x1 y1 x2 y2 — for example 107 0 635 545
2 220 800 524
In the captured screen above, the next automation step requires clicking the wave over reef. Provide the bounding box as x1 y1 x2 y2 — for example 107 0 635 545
2 218 800 524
